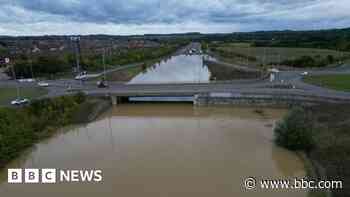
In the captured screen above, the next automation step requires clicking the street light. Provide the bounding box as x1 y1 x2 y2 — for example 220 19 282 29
6 58 20 99
70 36 81 74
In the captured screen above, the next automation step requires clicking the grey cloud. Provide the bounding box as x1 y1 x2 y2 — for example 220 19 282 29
0 0 349 35
10 0 323 24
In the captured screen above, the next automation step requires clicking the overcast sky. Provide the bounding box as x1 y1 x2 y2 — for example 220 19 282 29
0 0 349 36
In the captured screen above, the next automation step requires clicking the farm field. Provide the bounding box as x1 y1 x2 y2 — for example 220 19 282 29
210 43 350 67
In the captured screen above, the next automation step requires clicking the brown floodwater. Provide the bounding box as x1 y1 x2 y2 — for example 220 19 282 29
0 104 307 197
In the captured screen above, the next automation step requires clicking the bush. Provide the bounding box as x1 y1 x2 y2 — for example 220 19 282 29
73 92 87 104
0 94 88 168
274 107 314 151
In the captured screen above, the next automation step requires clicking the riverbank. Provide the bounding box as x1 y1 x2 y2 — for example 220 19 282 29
0 87 48 106
275 104 350 197
103 59 160 82
0 93 110 169
205 60 262 81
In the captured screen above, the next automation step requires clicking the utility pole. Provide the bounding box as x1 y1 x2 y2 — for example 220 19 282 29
70 36 81 74
263 47 267 67
13 37 21 99
28 50 34 79
102 48 107 81
10 63 20 99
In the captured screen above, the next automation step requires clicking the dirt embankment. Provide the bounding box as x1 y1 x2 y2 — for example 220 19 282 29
205 60 262 81
73 98 111 123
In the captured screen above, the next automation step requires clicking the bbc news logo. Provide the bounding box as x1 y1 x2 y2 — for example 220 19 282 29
8 169 103 184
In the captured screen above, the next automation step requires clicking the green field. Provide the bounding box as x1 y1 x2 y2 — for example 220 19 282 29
0 87 48 105
303 74 350 92
211 43 350 67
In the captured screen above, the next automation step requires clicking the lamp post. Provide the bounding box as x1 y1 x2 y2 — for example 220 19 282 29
28 51 34 79
8 58 20 99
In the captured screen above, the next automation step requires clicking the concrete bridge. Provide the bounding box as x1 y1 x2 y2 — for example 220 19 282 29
75 82 350 106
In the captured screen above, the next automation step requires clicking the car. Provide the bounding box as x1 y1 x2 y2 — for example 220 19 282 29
11 98 29 106
18 78 36 83
301 71 309 76
75 71 88 80
97 80 108 88
38 81 49 87
75 75 87 80
269 68 280 73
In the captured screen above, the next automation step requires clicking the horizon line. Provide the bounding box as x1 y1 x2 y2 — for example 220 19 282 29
1 27 349 38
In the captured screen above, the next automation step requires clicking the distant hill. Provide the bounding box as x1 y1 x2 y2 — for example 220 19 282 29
200 28 350 51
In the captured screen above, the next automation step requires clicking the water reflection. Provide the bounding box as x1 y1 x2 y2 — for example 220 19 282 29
0 105 306 197
128 55 211 84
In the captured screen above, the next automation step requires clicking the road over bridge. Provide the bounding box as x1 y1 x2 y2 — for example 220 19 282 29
71 80 350 106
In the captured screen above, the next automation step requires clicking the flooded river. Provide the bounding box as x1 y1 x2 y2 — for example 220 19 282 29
128 55 211 84
0 104 307 197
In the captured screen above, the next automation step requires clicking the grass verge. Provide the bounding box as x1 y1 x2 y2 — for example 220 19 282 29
0 87 48 106
105 64 146 82
303 74 350 92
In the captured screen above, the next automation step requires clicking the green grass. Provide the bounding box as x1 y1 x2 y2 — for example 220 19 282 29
211 43 350 66
303 74 350 92
105 66 144 82
220 45 347 61
0 87 48 105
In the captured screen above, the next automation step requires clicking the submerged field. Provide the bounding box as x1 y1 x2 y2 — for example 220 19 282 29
303 74 350 92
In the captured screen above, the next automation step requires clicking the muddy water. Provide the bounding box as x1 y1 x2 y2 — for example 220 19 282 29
0 104 307 197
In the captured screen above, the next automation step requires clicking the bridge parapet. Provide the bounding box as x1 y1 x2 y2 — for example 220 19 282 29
195 92 350 107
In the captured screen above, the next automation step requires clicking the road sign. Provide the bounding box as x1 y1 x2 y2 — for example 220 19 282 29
5 58 10 64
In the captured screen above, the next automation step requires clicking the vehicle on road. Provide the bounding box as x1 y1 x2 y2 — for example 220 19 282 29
18 78 36 83
75 71 88 80
38 81 49 87
97 80 108 88
269 68 280 73
301 71 309 76
11 98 29 106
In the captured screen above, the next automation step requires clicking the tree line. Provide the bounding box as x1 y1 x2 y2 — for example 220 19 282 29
5 44 184 78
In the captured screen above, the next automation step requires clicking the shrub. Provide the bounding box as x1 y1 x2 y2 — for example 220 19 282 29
274 107 314 151
73 92 87 104
0 95 87 168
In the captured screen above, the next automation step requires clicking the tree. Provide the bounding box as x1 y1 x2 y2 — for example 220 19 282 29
274 107 314 151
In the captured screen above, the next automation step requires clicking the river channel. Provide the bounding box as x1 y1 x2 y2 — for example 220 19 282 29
0 104 307 197
128 55 212 84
